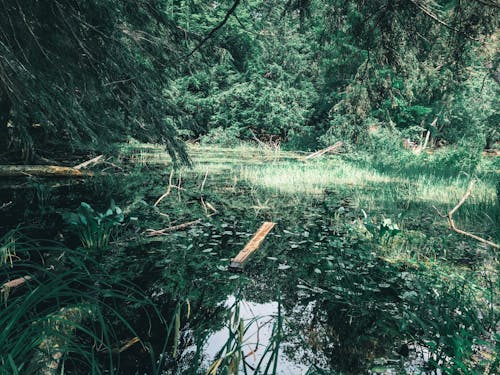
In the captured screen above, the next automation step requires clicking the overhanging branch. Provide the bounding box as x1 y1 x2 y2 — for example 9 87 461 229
187 0 241 57
408 0 480 42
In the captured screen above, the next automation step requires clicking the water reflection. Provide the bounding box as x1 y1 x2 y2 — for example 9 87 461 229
203 295 314 374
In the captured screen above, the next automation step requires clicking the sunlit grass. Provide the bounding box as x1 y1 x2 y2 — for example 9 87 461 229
120 141 499 246
240 158 400 195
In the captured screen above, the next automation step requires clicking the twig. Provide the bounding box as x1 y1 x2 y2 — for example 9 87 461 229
0 201 13 210
154 170 174 207
249 129 268 148
433 180 500 249
177 172 182 201
145 218 203 236
1 275 32 291
201 169 208 192
304 142 343 160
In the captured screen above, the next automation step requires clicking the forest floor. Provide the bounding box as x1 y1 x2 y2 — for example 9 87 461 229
1 142 498 374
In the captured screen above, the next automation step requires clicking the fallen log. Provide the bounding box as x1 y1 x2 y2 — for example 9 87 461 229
230 222 276 270
0 165 93 178
73 155 104 170
304 142 343 160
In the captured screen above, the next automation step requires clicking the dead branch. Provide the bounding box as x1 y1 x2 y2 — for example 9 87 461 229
145 218 203 236
73 155 104 170
154 170 174 207
0 201 12 210
304 142 343 160
187 0 241 57
433 180 500 249
413 130 431 155
2 276 32 302
0 165 93 178
200 169 208 192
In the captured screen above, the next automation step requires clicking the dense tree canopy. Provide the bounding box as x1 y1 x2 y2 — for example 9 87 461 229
0 0 498 160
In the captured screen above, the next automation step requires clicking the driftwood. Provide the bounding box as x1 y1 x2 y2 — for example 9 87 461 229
230 222 276 270
0 165 92 178
73 155 104 170
433 180 500 249
304 142 343 160
1 276 32 302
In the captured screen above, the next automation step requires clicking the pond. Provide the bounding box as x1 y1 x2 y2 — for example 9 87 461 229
0 144 495 374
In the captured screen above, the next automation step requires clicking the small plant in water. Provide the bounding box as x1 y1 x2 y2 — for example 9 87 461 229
63 200 124 253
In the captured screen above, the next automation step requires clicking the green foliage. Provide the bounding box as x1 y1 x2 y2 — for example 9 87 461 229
200 126 243 147
0 0 190 162
0 229 167 374
0 0 497 156
63 201 124 254
363 215 402 244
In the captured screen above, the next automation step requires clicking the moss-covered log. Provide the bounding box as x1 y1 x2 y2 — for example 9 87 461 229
0 165 93 177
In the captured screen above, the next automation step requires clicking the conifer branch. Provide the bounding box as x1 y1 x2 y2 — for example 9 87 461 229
408 0 479 41
187 0 241 57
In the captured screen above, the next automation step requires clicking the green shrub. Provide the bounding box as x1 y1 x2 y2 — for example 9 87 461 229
200 125 243 148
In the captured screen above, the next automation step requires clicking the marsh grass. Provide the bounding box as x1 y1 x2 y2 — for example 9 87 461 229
0 229 169 374
119 140 498 255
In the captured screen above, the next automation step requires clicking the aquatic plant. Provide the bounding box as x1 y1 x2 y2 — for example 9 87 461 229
62 201 124 254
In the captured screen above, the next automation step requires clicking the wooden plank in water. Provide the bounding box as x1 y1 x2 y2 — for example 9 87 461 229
230 222 276 270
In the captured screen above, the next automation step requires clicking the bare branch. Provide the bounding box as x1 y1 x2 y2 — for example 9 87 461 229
434 180 500 249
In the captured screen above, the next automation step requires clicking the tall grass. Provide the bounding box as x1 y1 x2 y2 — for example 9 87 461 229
0 229 168 374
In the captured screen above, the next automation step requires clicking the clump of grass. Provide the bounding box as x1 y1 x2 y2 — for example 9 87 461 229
0 229 168 374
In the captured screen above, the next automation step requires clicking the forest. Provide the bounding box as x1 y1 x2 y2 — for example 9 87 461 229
0 0 498 374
